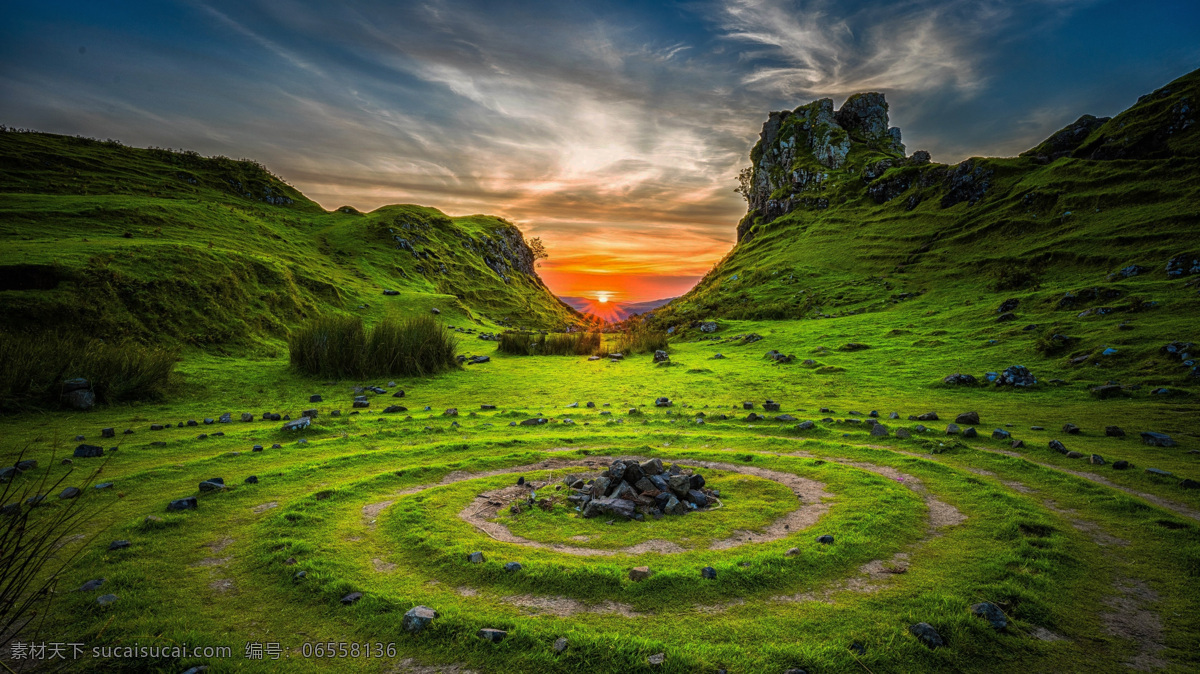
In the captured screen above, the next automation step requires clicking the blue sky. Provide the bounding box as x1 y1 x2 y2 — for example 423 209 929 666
2 0 1198 300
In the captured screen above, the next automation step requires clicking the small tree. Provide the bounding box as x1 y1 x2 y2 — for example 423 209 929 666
734 167 754 203
526 237 549 267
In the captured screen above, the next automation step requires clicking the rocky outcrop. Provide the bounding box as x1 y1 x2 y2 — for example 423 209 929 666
741 92 907 241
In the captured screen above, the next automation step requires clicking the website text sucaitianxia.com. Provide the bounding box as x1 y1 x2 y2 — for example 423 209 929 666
6 640 404 662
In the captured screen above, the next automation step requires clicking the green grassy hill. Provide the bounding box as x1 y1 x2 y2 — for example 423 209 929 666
0 131 579 346
649 68 1200 393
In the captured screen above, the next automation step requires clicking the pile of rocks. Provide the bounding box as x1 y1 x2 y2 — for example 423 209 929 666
564 459 719 520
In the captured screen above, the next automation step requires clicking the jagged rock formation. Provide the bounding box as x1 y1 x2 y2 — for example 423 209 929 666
740 93 911 241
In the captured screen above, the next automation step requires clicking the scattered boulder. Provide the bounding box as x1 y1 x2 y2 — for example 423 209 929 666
74 444 104 458
1105 426 1126 437
402 606 438 634
653 350 670 364
1049 440 1068 454
816 535 835 544
916 412 939 421
467 551 485 563
629 566 652 582
955 411 980 425
909 622 945 649
59 486 81 499
970 602 1008 630
108 540 131 551
282 417 310 431
995 365 1037 387
168 494 198 508
504 562 522 573
96 594 118 606
700 566 717 579
1140 432 1177 447
199 478 225 492
384 405 407 413
1113 460 1130 470
655 397 672 407
477 628 507 643
1062 423 1081 435
992 429 1011 440
553 637 569 654
943 373 977 385
341 592 363 605
1089 454 1106 466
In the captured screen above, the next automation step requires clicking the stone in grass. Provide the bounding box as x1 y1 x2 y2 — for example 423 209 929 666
108 540 131 551
340 592 363 605
1063 423 1081 435
909 622 945 649
916 411 939 421
245 476 259 484
282 417 310 431
1049 440 1068 454
1181 479 1200 490
1113 460 1130 470
1105 426 1126 437
384 405 407 413
309 394 322 403
101 427 115 438
553 637 569 654
895 428 912 439
252 445 263 452
992 429 1011 440
271 443 282 449
77 578 105 592
504 562 522 573
701 566 717 579
199 477 225 492
301 409 318 419
168 497 197 511
870 424 889 438
945 424 960 435
795 421 816 431
784 669 808 674
816 535 834 544
647 653 666 667
402 606 438 634
477 628 507 643
74 444 104 458
1089 454 1106 466
1012 440 1025 449
1065 451 1084 459
1146 468 1173 477
59 486 81 499
97 594 119 606
241 413 254 422
629 566 652 581
785 548 800 557
971 602 1008 630
1140 432 1177 447
955 411 980 425
467 551 485 563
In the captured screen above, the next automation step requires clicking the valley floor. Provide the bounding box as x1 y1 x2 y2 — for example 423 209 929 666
2 315 1199 673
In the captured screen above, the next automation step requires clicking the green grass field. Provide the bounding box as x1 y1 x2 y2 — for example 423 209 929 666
2 70 1200 673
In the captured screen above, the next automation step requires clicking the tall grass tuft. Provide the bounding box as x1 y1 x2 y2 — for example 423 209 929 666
287 315 366 379
289 314 458 378
497 331 601 356
364 315 459 377
1 445 111 639
0 333 177 412
614 327 670 354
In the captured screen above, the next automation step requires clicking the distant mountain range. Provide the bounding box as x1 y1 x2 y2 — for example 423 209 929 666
559 296 676 322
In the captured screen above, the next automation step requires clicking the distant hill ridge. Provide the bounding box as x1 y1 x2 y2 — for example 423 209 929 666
0 131 579 345
651 67 1200 325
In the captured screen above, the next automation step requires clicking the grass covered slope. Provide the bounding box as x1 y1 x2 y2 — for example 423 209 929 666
655 69 1200 344
0 130 579 345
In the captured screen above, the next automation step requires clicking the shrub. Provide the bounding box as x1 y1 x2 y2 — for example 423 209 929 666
288 314 458 378
614 327 669 355
0 333 177 412
497 331 601 356
364 315 458 377
287 315 365 379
